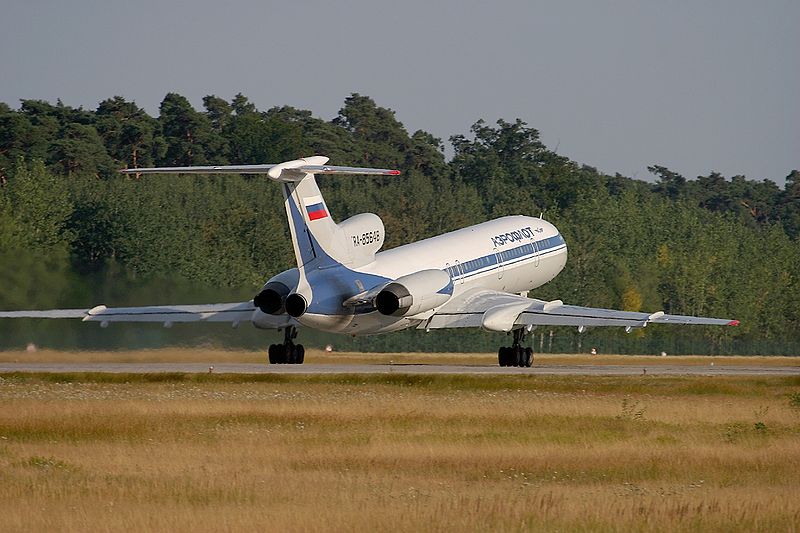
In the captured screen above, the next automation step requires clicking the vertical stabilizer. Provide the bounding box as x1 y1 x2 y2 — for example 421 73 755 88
282 168 345 269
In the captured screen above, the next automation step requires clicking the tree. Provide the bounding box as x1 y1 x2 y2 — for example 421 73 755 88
49 123 116 177
649 165 687 200
202 95 233 134
779 170 800 239
158 93 227 165
451 119 551 217
95 96 164 169
0 159 75 310
5 158 74 248
222 96 304 164
333 93 411 168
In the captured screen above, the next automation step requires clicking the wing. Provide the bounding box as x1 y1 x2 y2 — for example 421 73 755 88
421 288 738 332
0 301 293 329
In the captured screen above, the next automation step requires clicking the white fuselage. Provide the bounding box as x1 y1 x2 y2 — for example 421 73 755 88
366 216 565 293
254 216 568 335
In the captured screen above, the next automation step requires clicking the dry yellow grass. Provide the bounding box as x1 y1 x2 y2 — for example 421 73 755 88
0 347 798 367
0 371 798 532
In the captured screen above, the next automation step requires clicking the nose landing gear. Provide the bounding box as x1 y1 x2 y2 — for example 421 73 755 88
268 325 305 364
498 327 533 367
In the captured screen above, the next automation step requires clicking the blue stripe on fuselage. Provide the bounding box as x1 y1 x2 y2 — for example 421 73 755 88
444 234 566 281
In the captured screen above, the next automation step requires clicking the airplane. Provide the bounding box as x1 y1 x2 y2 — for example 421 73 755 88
0 156 738 367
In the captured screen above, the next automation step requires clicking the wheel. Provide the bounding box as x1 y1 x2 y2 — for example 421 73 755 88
287 344 297 364
268 344 277 364
277 344 288 364
512 346 522 367
524 347 533 367
296 344 305 364
498 347 506 366
500 347 514 367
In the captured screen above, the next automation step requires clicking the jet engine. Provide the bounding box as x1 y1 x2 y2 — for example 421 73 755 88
374 269 453 317
284 293 308 318
253 269 298 315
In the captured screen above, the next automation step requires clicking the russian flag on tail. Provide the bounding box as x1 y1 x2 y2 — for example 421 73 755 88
303 195 329 221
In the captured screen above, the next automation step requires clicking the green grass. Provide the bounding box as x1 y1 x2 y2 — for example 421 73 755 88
3 371 798 396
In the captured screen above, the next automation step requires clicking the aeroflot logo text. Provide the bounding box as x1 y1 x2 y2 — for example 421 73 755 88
491 227 535 247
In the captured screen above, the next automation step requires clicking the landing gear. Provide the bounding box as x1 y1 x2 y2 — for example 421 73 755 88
268 325 305 364
498 328 533 368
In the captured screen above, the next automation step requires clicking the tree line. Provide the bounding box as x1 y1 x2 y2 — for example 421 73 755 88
0 93 798 354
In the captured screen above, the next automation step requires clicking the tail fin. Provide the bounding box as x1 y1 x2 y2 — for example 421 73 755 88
280 157 343 269
120 156 400 271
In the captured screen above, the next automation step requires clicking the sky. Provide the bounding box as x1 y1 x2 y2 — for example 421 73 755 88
1 0 797 184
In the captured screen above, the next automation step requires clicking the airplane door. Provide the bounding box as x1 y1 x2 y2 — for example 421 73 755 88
454 260 465 284
532 239 540 267
494 248 503 280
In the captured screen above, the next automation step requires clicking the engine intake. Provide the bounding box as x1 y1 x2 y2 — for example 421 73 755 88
374 269 453 317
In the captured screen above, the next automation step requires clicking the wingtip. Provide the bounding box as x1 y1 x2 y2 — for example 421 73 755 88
727 320 740 326
388 170 401 175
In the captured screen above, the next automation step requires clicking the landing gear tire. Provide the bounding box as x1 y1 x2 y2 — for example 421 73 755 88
268 344 277 365
523 347 533 367
268 326 304 365
275 344 287 364
497 346 514 366
497 329 533 368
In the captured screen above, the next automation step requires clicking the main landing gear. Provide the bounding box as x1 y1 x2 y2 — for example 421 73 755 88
498 328 533 367
268 325 305 364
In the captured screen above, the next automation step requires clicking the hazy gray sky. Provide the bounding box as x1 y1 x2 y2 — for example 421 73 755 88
1 0 797 184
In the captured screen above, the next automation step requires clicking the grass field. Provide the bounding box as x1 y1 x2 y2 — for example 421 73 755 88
0 362 798 531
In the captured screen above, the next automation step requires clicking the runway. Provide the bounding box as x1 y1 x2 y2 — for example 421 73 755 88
0 362 798 376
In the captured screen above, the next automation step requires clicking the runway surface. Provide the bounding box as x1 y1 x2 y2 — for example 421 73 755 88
0 362 798 376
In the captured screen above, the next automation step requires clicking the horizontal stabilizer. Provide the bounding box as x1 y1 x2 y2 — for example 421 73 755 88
120 156 400 182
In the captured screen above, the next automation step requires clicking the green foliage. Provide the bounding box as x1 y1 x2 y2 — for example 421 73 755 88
0 92 798 353
95 96 164 169
201 94 305 166
5 159 73 248
20 456 71 470
0 160 75 310
789 392 800 409
159 93 227 165
616 398 646 421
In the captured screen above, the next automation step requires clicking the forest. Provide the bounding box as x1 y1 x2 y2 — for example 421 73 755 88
0 93 798 354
